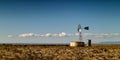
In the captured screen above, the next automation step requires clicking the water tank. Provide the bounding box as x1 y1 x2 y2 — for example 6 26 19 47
70 41 85 47
88 39 91 46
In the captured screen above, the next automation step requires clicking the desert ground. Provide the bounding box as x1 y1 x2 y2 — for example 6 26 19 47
0 44 120 60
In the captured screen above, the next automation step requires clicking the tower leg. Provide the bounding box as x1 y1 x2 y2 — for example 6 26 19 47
79 32 82 42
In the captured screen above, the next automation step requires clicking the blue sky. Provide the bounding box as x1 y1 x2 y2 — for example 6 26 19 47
0 0 120 44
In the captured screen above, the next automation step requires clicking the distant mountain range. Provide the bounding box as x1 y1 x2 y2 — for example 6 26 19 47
99 41 120 44
0 43 69 46
0 41 120 45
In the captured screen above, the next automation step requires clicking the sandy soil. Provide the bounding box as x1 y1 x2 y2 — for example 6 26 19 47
0 45 120 60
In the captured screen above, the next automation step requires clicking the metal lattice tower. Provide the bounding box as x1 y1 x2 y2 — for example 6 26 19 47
78 24 82 42
77 24 89 42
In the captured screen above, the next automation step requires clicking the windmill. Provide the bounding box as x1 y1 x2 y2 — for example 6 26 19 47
70 24 89 47
77 24 89 42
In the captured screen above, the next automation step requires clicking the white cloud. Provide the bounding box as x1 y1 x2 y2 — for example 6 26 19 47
8 35 13 38
75 33 79 36
58 32 66 37
15 32 120 38
45 33 52 37
52 34 58 37
67 34 74 37
19 33 34 37
18 32 68 37
83 33 120 38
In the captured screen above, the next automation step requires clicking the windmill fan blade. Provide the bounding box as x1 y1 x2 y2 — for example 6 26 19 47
84 26 89 30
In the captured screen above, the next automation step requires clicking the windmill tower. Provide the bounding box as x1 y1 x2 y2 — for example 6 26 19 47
70 24 89 47
78 24 82 41
78 24 89 42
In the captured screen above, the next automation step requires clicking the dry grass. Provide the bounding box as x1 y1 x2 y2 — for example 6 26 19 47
0 45 120 60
